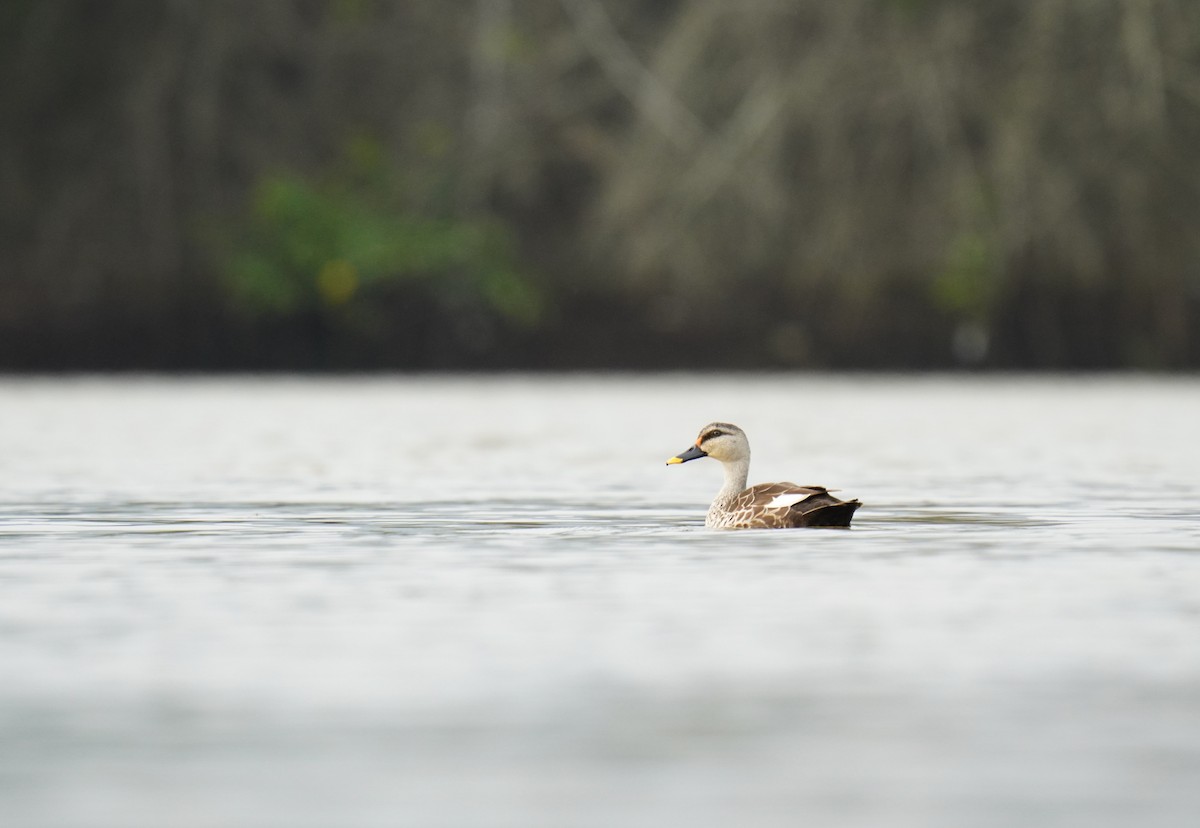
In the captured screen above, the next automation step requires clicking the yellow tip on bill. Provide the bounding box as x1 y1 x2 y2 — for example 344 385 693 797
666 456 684 465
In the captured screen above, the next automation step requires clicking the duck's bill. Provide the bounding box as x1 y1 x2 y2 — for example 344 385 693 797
666 445 707 465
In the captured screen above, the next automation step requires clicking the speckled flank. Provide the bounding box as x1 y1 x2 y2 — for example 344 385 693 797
707 482 861 529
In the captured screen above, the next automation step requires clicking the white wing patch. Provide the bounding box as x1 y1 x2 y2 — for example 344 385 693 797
765 493 811 509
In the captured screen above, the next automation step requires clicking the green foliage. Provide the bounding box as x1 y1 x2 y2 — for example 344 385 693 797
879 0 931 21
224 169 540 326
8 1 1200 368
329 0 379 25
931 232 1000 321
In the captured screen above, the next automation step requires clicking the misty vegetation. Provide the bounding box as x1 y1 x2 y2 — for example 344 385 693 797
3 0 1199 369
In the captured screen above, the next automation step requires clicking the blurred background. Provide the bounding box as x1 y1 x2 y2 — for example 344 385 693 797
3 0 1200 371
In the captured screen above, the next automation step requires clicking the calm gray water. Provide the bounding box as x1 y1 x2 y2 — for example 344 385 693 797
1 375 1198 828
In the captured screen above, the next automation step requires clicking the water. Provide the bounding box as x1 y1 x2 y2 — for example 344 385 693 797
1 374 1198 828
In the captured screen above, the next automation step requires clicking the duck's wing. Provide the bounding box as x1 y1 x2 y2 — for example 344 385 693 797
730 482 860 529
744 482 829 506
792 496 860 528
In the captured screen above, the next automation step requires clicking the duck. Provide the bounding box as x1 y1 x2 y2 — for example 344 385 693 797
666 422 861 529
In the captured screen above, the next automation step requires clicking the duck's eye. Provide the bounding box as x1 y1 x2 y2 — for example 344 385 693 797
705 430 723 441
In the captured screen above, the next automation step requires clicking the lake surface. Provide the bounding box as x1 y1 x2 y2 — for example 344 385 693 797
1 374 1198 828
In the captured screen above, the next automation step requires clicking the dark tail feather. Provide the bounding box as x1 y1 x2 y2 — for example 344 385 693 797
797 499 861 528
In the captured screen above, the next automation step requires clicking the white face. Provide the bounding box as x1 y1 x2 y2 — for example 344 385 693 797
696 423 748 463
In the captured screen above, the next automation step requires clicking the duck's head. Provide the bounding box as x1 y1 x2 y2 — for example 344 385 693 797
666 422 749 465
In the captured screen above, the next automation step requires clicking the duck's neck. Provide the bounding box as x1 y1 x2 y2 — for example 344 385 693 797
714 456 750 505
